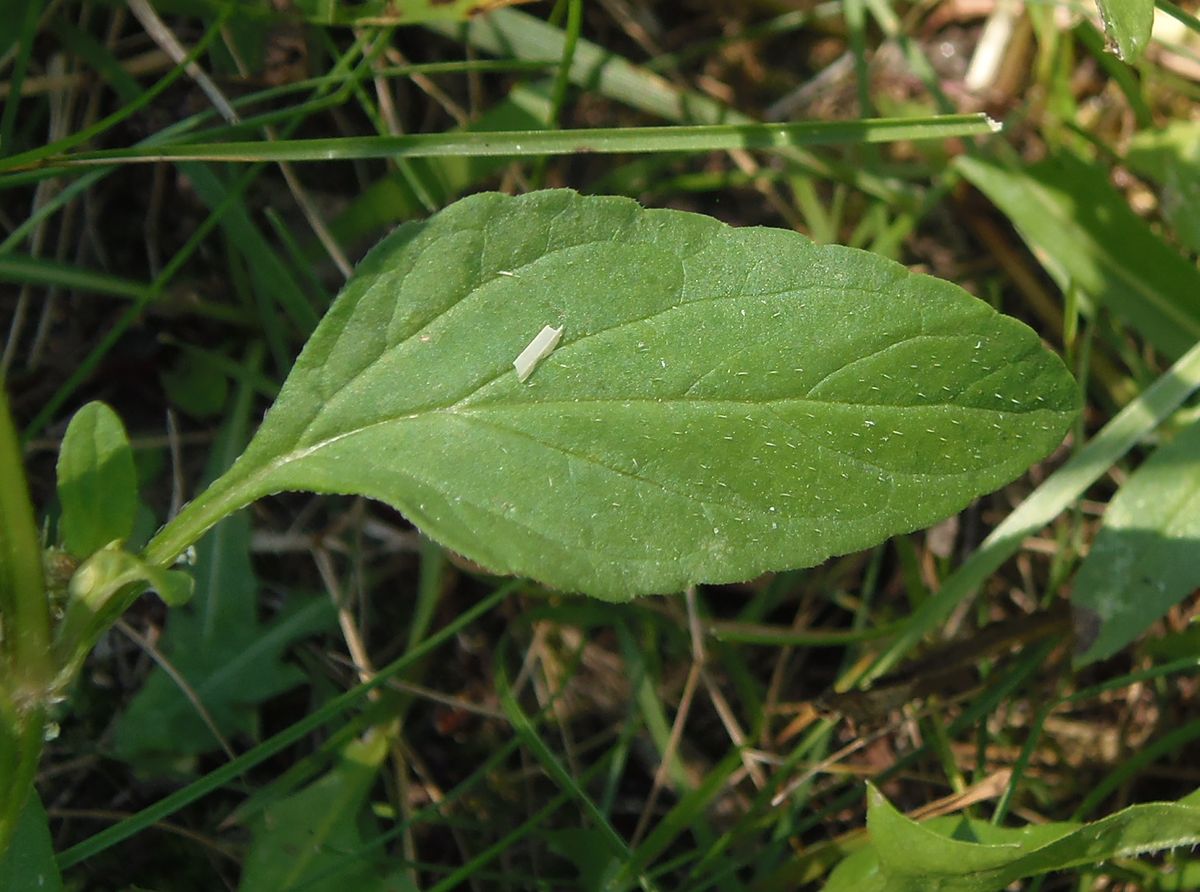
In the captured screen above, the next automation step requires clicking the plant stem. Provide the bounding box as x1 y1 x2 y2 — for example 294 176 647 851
140 462 264 569
0 381 51 855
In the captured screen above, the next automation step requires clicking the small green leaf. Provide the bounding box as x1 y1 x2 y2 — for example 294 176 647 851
189 190 1077 600
1072 419 1200 664
0 792 63 892
827 784 1200 891
161 350 230 420
53 545 194 688
56 401 137 559
1095 0 1154 63
240 732 416 892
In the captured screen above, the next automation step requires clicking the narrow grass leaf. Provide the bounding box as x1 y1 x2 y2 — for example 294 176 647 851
619 748 744 884
1074 419 1200 663
1126 120 1200 253
151 190 1077 599
328 84 553 248
957 152 1200 359
425 7 912 204
57 584 515 870
25 116 999 171
55 402 137 559
290 0 535 25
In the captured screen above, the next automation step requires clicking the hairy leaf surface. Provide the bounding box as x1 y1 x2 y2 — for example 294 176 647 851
197 190 1078 599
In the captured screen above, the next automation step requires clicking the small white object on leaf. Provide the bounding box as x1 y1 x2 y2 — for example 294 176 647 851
514 325 563 382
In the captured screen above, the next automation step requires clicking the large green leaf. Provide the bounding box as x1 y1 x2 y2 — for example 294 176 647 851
1072 418 1200 664
825 784 1200 891
166 190 1078 600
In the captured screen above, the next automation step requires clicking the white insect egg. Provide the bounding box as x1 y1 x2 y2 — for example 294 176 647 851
514 324 564 382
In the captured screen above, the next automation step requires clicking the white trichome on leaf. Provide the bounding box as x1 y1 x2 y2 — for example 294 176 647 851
514 325 563 382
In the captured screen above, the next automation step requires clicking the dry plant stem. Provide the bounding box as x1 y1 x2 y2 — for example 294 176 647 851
597 0 665 56
727 147 805 231
2 157 59 372
701 667 767 788
530 621 582 782
114 619 236 761
761 602 820 748
313 546 374 688
632 586 707 846
218 17 354 279
372 54 404 135
384 47 469 126
126 0 239 125
631 660 702 847
0 48 173 99
395 737 481 892
772 721 898 806
30 4 112 370
313 544 419 885
48 807 240 861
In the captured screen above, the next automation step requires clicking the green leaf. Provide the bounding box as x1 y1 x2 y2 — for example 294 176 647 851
1072 418 1200 664
826 784 1200 891
0 792 63 892
115 375 335 768
239 732 416 892
289 0 535 26
1127 121 1200 254
957 152 1200 360
53 545 195 687
56 401 138 559
161 350 231 420
1095 0 1154 63
170 190 1078 600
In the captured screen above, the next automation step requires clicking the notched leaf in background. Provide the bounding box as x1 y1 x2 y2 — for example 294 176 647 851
825 783 1200 891
192 190 1078 600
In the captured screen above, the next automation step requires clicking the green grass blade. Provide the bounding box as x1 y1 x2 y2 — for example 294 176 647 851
14 116 998 173
56 582 516 870
957 151 1200 360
